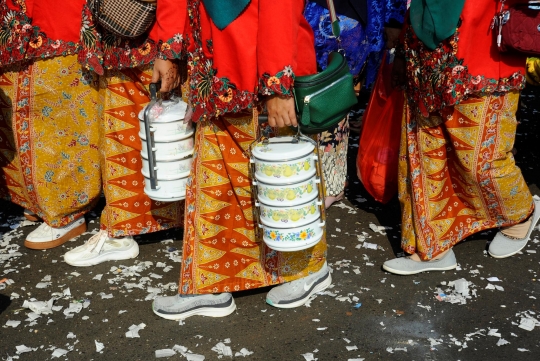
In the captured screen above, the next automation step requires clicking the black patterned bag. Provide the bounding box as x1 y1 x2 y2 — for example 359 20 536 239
89 0 157 39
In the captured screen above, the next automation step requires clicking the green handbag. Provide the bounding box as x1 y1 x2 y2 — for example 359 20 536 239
294 0 357 134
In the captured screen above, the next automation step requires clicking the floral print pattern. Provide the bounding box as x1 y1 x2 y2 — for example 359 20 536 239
320 116 349 196
399 91 533 260
186 0 296 121
0 2 185 73
0 56 101 227
404 25 526 117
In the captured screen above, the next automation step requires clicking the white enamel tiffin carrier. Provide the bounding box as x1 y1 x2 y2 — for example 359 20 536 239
250 122 326 252
139 83 194 202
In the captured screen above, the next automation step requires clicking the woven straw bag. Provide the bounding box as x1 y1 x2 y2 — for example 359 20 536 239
90 0 157 39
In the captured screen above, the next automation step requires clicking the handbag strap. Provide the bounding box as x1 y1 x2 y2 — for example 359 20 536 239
325 0 342 49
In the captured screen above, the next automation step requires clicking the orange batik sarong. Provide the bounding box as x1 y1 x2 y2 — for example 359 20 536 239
399 90 533 260
179 114 327 294
98 67 184 237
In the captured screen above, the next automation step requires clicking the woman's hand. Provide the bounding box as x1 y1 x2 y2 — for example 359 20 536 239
151 58 180 93
265 95 297 128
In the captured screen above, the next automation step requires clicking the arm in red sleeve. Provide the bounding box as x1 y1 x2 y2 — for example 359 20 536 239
257 0 317 97
155 0 189 60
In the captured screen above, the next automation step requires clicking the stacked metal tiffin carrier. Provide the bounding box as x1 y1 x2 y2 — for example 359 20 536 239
138 88 194 202
250 133 326 252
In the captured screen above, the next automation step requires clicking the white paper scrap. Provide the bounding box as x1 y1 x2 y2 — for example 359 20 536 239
63 303 83 316
51 348 69 358
66 332 76 339
518 348 530 352
5 320 21 328
185 353 205 361
496 338 510 346
125 323 146 338
95 340 104 353
518 317 535 331
155 349 176 358
301 353 317 361
346 346 358 351
488 329 501 337
15 345 36 354
235 348 254 357
22 298 55 315
487 277 501 282
363 242 378 250
211 342 232 357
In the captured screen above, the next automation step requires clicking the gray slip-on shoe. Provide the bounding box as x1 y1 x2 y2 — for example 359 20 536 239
266 262 331 309
382 249 457 275
152 293 236 320
488 198 540 259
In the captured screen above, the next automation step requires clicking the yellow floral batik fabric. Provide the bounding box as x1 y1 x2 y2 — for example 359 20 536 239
98 67 184 237
179 113 327 294
0 56 101 226
399 91 533 260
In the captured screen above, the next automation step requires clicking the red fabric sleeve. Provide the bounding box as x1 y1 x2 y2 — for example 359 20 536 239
456 0 526 80
152 0 188 43
29 0 86 43
257 0 317 79
149 0 189 59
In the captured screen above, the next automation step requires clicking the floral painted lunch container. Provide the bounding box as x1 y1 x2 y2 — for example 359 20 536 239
253 176 320 207
257 197 322 229
250 136 318 185
261 218 325 252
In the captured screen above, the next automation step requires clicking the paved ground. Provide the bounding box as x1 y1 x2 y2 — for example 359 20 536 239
1 86 540 361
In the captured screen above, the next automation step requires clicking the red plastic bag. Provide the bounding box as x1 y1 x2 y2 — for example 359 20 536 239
356 54 404 204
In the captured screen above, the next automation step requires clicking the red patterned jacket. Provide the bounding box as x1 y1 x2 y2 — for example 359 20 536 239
0 0 188 74
186 0 317 120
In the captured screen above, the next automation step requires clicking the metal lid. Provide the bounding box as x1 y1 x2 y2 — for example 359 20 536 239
139 99 188 123
251 136 315 162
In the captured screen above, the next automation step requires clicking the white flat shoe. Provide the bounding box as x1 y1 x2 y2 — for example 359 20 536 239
25 218 86 250
382 249 457 275
64 230 139 267
488 198 540 259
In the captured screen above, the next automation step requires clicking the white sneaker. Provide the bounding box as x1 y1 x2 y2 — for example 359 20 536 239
64 230 139 267
25 218 86 250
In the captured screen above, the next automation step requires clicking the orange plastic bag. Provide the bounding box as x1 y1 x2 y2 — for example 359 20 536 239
356 54 404 204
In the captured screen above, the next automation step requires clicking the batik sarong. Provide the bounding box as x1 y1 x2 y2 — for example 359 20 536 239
179 113 327 294
0 56 101 226
399 91 533 260
320 117 349 197
98 67 184 237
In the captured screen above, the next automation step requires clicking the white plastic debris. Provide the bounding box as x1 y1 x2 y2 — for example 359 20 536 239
155 349 176 358
301 353 318 361
5 320 21 328
95 340 105 353
125 323 146 338
15 345 36 354
22 298 55 314
488 329 501 337
51 348 69 358
185 354 205 361
234 348 254 357
346 346 358 351
369 223 386 235
496 338 510 346
66 332 76 339
211 342 232 357
518 317 536 331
